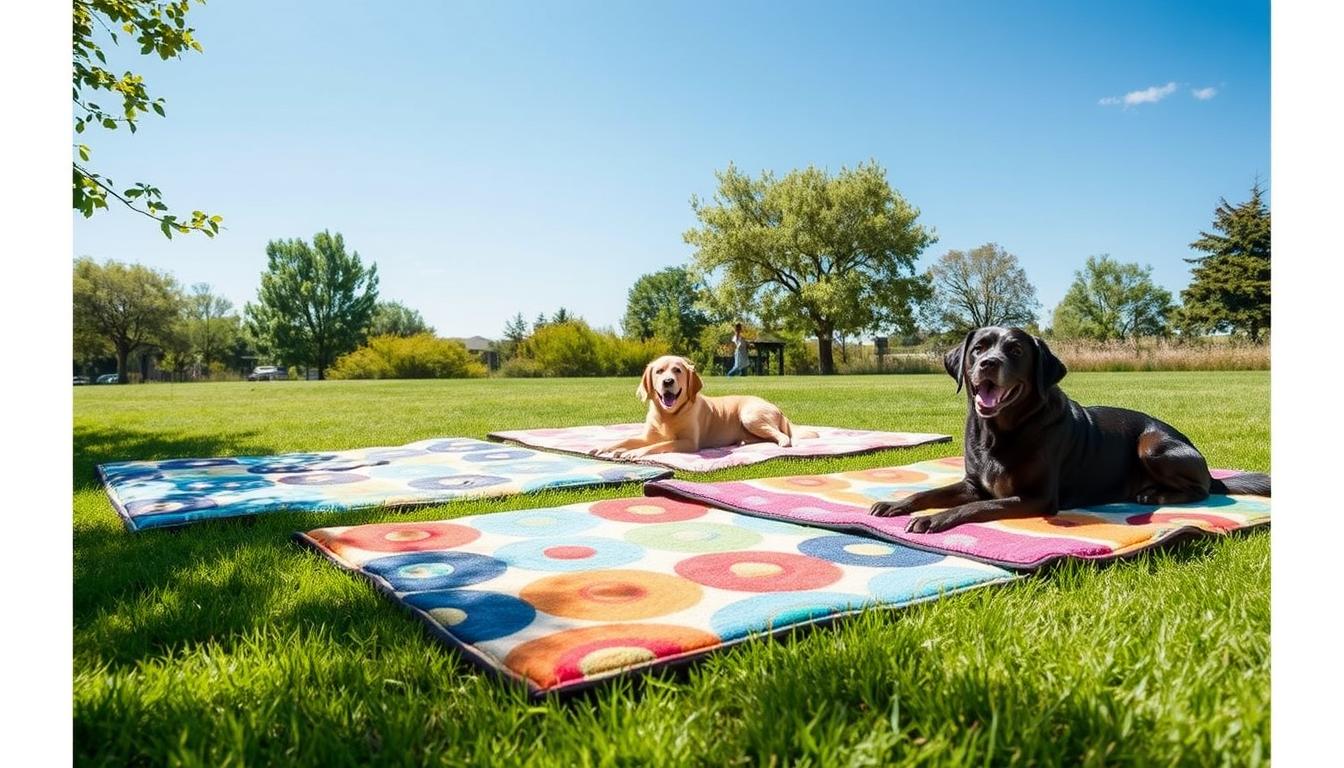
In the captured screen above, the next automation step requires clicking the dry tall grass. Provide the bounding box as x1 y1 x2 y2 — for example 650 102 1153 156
831 338 1269 374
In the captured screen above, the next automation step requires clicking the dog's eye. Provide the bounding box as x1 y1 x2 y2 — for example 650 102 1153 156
1007 345 1022 356
672 367 681 374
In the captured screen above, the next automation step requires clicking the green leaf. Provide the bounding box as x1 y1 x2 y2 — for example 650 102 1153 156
78 144 90 161
152 102 165 117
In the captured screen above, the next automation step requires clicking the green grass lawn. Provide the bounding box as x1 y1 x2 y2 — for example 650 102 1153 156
73 372 1270 767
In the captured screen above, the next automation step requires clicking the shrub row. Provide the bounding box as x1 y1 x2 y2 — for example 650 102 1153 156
329 334 487 379
508 322 669 377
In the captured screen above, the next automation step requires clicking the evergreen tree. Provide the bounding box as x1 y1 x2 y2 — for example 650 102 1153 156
1179 183 1271 341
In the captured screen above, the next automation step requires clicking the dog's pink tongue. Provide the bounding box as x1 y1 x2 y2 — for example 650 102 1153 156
976 384 1001 409
661 392 677 407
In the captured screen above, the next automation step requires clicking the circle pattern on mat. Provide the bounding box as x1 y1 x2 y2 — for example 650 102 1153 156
365 448 428 461
125 495 218 518
674 551 843 592
504 623 719 686
842 467 932 484
495 536 643 571
157 458 241 470
101 466 163 482
246 456 351 474
624 522 762 553
407 474 509 491
1123 510 1247 531
480 460 575 475
171 476 273 494
797 534 943 567
731 514 810 535
461 449 535 463
520 569 702 619
758 475 853 493
425 439 493 453
403 590 536 642
277 472 368 486
365 551 506 592
590 496 708 524
709 591 869 639
326 521 480 552
471 507 600 538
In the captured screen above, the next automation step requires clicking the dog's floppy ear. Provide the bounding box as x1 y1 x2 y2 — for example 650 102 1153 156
944 331 974 393
685 361 703 402
1033 336 1067 392
636 362 654 402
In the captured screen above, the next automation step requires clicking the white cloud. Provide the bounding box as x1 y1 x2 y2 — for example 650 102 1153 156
1098 81 1179 108
1192 86 1218 100
1123 82 1178 106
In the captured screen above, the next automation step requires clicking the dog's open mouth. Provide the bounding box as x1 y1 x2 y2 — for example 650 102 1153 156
659 389 681 408
973 381 1018 416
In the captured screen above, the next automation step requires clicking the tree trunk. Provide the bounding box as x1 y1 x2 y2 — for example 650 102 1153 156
115 342 130 384
816 327 836 375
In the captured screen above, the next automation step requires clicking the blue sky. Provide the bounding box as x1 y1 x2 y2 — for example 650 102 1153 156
72 0 1270 338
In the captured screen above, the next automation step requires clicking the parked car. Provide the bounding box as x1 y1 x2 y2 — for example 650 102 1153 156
73 376 91 386
247 365 287 381
95 374 120 384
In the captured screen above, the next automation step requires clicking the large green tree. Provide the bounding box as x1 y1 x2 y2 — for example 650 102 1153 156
1051 255 1174 342
622 267 710 352
368 300 434 338
73 0 220 237
73 257 184 382
685 162 935 374
923 243 1040 335
184 283 238 368
1179 183 1271 341
245 231 380 379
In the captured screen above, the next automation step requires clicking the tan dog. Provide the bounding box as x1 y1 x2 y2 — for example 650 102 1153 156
593 355 816 459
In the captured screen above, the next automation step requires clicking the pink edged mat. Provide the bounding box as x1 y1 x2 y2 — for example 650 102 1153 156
487 424 951 473
644 456 1271 570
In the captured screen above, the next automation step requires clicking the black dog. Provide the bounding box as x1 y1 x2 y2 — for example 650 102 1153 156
870 326 1271 533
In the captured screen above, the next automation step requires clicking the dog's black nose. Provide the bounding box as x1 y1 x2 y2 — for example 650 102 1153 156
662 378 675 386
978 357 1002 371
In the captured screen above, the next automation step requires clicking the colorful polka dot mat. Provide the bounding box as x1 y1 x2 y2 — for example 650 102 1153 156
295 496 1016 696
98 438 671 532
487 424 951 472
644 456 1271 570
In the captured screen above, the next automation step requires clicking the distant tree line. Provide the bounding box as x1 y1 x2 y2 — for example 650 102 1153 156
76 177 1269 381
72 230 472 382
603 169 1270 375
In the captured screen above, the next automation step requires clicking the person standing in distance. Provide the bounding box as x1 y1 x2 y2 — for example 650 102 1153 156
726 323 751 376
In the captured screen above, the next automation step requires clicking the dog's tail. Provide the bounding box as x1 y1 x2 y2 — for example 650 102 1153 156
1210 472 1271 497
784 419 819 441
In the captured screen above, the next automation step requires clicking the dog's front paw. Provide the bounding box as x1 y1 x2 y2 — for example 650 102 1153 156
904 512 957 534
869 501 908 518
